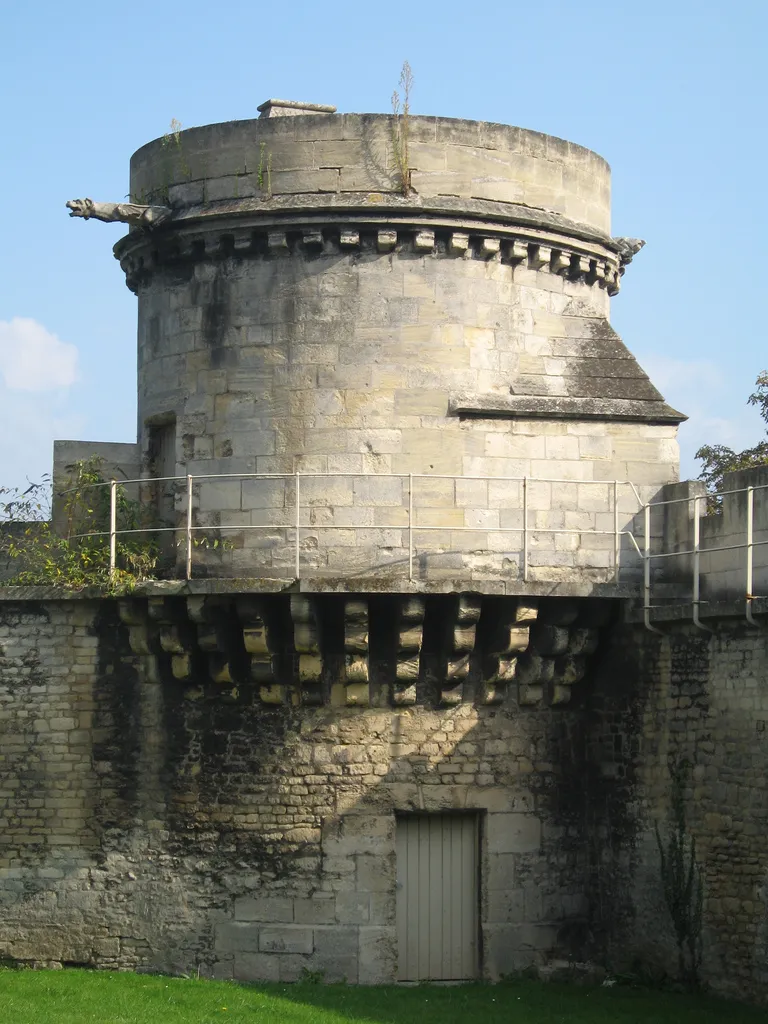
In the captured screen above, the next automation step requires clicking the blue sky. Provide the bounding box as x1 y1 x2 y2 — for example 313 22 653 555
1 0 766 490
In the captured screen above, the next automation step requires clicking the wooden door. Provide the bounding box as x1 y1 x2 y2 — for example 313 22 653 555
396 813 479 981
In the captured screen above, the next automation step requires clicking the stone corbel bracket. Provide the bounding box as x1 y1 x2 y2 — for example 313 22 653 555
116 593 610 708
236 596 283 704
516 599 607 705
340 599 370 707
113 215 623 295
118 599 162 685
187 595 235 685
482 599 538 705
441 594 483 706
290 595 322 706
393 596 425 706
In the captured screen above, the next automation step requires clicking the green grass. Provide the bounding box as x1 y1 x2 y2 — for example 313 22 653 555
0 970 763 1024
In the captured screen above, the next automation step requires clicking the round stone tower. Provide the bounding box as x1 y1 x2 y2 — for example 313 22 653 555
114 100 682 582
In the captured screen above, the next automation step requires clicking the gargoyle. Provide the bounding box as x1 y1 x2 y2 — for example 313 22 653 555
66 198 171 228
612 236 645 267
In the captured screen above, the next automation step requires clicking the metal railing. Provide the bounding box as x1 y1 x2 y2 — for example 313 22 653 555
641 481 768 632
62 472 768 628
73 471 646 585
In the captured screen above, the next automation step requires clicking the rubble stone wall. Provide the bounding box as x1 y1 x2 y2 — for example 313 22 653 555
2 597 764 998
0 597 592 982
589 618 768 1004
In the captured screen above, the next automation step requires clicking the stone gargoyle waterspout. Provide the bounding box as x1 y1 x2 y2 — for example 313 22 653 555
66 198 171 228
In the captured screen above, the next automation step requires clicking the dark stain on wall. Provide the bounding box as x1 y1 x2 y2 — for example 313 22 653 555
91 603 141 832
200 269 230 367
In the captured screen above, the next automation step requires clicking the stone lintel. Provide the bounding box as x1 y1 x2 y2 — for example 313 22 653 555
448 393 686 425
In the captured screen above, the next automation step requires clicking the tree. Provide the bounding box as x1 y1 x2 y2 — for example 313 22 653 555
696 371 768 502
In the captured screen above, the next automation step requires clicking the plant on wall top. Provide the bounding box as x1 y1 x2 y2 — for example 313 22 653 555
391 61 414 196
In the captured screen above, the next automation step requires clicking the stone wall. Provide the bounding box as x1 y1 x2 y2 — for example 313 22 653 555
51 439 141 537
103 108 683 584
129 114 612 234
134 239 678 582
2 594 764 998
649 466 768 601
589 616 768 1004
0 595 596 982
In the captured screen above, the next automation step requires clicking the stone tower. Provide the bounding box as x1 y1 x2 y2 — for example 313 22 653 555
110 100 682 583
16 101 763 993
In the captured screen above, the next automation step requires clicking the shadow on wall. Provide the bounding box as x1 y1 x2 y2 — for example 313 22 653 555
0 593 682 987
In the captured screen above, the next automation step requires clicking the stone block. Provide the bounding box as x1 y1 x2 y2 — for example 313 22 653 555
336 892 370 924
487 813 542 853
259 926 314 954
482 924 545 979
412 477 455 508
293 896 336 924
234 952 280 982
358 926 396 985
487 852 517 891
394 389 448 417
241 479 286 510
485 888 525 923
313 926 358 957
215 921 260 954
235 895 293 922
352 477 404 507
356 854 394 892
198 481 242 512
368 892 396 925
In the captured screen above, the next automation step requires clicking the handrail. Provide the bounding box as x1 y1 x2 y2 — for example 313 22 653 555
641 481 768 632
73 470 644 584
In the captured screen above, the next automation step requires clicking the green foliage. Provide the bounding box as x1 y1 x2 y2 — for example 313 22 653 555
257 142 272 197
161 117 191 184
391 60 414 195
0 458 159 594
654 759 704 988
696 371 768 509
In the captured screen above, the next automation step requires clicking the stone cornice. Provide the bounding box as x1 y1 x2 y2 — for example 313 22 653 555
113 206 623 296
137 193 616 247
449 393 687 425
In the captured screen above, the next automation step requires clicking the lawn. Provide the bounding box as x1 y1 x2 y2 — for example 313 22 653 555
0 970 764 1024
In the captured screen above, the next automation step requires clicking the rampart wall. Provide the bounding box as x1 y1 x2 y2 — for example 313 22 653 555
0 593 766 1001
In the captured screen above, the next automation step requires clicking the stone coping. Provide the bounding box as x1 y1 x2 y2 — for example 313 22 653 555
0 577 689 603
449 394 686 425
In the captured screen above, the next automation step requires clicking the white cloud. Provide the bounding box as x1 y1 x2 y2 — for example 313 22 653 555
0 317 79 391
639 354 766 478
0 318 83 492
0 388 86 493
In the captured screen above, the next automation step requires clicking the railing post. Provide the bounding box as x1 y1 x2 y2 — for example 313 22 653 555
523 476 528 583
746 485 756 625
408 473 413 582
613 479 620 582
692 493 710 631
643 502 657 632
295 471 301 580
185 474 193 580
109 479 117 578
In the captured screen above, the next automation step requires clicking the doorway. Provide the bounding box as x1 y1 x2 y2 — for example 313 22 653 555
396 813 479 981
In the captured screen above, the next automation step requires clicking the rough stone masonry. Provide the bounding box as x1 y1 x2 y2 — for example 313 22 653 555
0 99 765 1002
